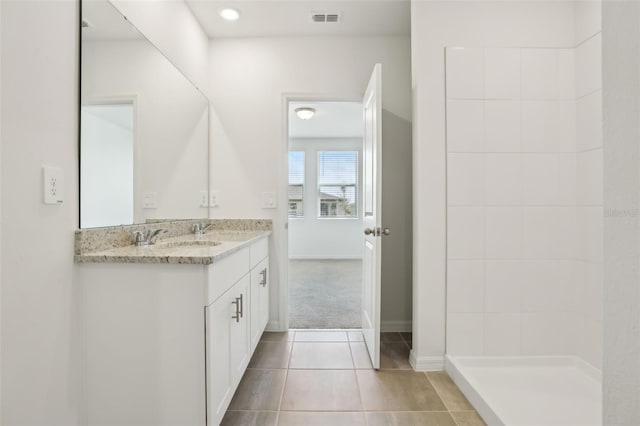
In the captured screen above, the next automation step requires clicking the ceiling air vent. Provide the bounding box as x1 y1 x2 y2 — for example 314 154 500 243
311 12 342 23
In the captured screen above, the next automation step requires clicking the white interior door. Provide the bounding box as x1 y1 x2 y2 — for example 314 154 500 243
362 64 382 368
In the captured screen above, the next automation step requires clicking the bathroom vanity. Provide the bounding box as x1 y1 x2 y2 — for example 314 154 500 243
75 220 271 426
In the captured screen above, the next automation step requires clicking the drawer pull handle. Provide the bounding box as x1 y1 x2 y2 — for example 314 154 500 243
239 293 244 318
232 297 241 322
260 268 267 287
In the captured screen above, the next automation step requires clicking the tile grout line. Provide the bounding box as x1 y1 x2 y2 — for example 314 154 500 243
274 331 295 425
424 372 456 415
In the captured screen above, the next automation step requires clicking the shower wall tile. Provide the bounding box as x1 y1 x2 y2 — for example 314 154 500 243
575 33 602 98
486 207 523 259
576 207 603 262
557 50 576 100
576 91 602 151
447 154 485 205
522 154 576 205
582 262 603 320
484 314 522 355
446 48 484 99
448 207 485 259
523 207 577 259
577 149 603 205
446 100 484 152
520 260 576 313
485 101 521 152
484 261 522 313
484 48 521 99
576 316 603 369
521 313 575 355
521 101 576 153
521 49 558 100
447 313 484 355
485 154 522 205
447 260 485 313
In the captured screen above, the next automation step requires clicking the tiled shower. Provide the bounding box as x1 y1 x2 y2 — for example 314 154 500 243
444 30 603 425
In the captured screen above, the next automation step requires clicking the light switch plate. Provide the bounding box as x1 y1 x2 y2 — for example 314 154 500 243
43 166 64 205
199 191 209 208
261 191 276 209
142 192 158 209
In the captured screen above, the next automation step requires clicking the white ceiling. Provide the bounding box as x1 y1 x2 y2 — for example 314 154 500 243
289 101 362 139
186 0 410 38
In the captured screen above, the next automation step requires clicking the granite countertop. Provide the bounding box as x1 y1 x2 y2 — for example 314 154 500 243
74 220 272 265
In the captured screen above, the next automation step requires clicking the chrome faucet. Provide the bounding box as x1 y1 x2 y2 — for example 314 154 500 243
132 228 168 246
192 223 212 237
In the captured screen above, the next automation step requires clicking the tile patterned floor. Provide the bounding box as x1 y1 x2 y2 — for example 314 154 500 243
222 330 486 426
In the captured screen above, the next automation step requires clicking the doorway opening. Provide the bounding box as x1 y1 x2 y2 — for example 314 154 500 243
287 101 364 329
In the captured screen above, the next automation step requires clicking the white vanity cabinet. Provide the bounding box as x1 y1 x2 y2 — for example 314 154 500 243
79 236 269 426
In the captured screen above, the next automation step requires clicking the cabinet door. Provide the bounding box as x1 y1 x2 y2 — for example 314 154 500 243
230 274 251 387
250 258 269 351
206 290 233 426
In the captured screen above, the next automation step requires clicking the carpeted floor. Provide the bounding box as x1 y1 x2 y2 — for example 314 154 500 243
288 259 362 329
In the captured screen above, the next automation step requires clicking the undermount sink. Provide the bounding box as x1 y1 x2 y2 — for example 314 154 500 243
156 240 222 248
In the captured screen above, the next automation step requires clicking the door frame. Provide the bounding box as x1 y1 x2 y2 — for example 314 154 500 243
279 93 364 331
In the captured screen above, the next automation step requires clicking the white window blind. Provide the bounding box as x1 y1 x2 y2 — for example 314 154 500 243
288 151 305 217
317 151 357 218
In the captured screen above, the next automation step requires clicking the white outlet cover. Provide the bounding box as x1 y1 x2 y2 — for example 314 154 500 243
261 191 277 209
43 166 64 205
199 190 209 208
209 190 220 208
142 192 158 209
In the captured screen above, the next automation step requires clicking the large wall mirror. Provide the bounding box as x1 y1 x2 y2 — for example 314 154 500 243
80 0 209 228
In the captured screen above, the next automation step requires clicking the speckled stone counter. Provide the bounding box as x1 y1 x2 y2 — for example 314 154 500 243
74 219 272 265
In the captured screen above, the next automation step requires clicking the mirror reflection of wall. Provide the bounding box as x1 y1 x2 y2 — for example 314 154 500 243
80 0 209 228
81 103 134 228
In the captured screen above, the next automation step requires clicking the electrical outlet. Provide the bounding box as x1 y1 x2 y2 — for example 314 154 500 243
199 191 209 208
43 166 64 205
261 192 276 209
209 190 220 208
142 192 158 209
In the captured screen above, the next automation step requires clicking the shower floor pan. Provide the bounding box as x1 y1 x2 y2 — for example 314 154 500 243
445 355 602 426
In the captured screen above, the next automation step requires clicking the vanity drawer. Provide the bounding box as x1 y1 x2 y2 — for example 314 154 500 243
207 247 250 304
250 238 268 268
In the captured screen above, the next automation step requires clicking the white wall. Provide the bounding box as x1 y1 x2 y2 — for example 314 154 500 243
82 40 209 224
602 1 640 423
410 0 576 369
1 1 83 424
110 0 209 94
445 45 581 357
288 138 363 260
208 35 412 330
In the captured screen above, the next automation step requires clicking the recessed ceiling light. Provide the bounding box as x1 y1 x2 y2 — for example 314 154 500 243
295 107 316 120
219 8 240 21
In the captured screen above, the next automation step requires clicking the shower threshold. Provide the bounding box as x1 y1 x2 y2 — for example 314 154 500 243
445 355 602 426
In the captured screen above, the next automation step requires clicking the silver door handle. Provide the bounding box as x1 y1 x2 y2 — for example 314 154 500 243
232 296 241 322
260 268 267 286
382 228 391 236
239 293 244 318
364 228 375 235
364 227 391 236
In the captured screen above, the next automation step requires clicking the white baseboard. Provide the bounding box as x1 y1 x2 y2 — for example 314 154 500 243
380 320 412 332
410 351 445 371
288 256 363 260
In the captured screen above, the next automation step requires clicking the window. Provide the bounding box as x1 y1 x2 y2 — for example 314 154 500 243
317 151 357 218
288 151 305 217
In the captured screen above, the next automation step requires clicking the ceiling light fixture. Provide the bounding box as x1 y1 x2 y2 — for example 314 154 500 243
295 107 316 120
219 8 240 21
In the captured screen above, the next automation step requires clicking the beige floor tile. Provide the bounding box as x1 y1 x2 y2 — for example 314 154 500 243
261 331 295 342
380 332 404 342
289 342 353 369
248 342 292 369
278 411 365 426
228 369 286 411
281 370 361 411
426 372 474 411
221 410 278 426
450 411 487 426
357 370 447 411
380 342 412 369
348 331 364 341
350 342 373 369
365 411 457 426
294 331 348 342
